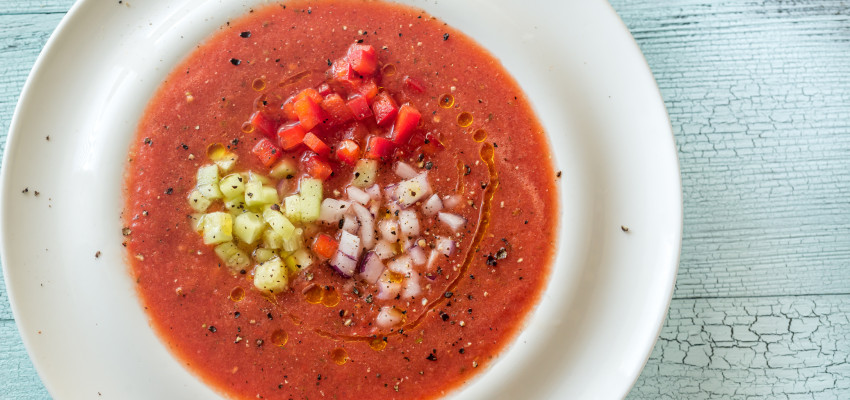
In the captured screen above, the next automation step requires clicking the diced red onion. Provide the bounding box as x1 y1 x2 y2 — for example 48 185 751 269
351 203 375 249
442 194 462 209
422 193 443 216
338 230 362 259
374 240 396 260
407 245 427 266
394 161 418 179
384 183 399 202
402 274 421 298
346 186 371 205
376 273 401 300
378 219 400 243
424 271 437 281
341 214 359 234
438 212 466 232
358 251 384 284
366 184 382 201
277 179 294 199
426 249 440 271
330 251 357 278
398 209 420 237
318 198 351 224
376 306 403 327
395 172 432 208
387 255 413 275
436 237 456 256
370 202 380 217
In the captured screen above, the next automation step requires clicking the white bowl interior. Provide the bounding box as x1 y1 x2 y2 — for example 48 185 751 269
1 0 680 398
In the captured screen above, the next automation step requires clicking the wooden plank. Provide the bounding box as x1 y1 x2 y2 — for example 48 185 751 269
0 0 73 15
0 320 49 398
628 295 850 399
609 0 850 298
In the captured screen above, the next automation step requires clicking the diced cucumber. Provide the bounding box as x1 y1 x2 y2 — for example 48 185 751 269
247 171 272 185
292 248 315 270
213 242 250 271
253 257 289 293
262 208 296 238
282 228 303 252
283 254 299 276
243 180 263 208
202 212 233 245
197 164 220 186
269 159 297 179
224 197 246 212
219 173 245 199
189 213 205 232
252 247 277 264
233 212 265 244
214 153 238 172
263 228 284 249
284 194 302 222
245 182 278 209
352 159 378 187
196 164 223 200
187 189 212 212
299 178 323 222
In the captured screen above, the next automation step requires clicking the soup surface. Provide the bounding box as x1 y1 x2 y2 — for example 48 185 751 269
123 1 558 398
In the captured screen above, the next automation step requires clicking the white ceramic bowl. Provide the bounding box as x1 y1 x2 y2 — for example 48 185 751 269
1 0 681 398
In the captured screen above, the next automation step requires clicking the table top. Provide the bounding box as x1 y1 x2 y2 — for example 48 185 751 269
2 1 849 398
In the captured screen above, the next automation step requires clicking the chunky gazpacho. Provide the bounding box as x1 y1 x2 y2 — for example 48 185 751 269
123 1 558 399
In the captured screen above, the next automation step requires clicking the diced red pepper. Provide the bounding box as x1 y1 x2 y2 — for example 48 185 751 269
297 88 324 104
303 154 334 180
303 132 331 158
335 139 360 166
331 58 358 84
252 138 282 168
354 78 379 101
277 121 307 150
364 136 395 161
311 233 339 259
346 95 373 121
320 93 354 126
316 83 332 97
250 111 278 139
371 91 398 126
281 96 298 121
390 103 421 145
293 96 326 131
347 44 378 76
403 76 426 93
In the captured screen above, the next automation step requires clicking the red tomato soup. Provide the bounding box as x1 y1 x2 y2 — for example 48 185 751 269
123 1 558 399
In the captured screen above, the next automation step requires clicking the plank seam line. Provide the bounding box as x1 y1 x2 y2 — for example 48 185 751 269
0 11 68 17
674 292 850 301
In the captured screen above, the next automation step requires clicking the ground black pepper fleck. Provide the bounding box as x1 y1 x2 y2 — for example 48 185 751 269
208 326 217 333
240 31 251 38
443 33 450 41
230 58 242 65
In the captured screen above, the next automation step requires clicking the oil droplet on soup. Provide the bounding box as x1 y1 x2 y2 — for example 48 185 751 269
369 338 387 352
271 330 289 347
241 121 255 133
252 78 267 91
473 128 487 142
304 285 324 304
322 286 340 307
439 94 454 108
330 348 349 365
207 143 226 159
457 112 473 127
229 286 245 302
381 64 396 76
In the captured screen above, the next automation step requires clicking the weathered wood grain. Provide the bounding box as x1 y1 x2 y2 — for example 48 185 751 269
0 320 49 399
0 0 75 15
627 295 850 400
611 0 850 298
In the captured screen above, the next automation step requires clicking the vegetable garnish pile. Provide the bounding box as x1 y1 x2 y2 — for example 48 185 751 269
188 43 468 330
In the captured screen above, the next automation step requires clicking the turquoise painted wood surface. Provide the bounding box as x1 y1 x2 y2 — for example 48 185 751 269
1 0 849 398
